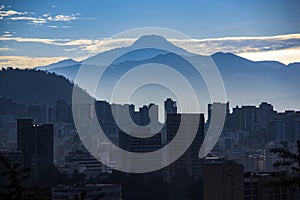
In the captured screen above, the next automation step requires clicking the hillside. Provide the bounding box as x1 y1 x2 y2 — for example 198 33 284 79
0 68 89 105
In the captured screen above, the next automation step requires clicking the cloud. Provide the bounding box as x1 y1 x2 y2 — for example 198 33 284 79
7 12 93 26
7 14 76 25
46 14 78 22
9 16 46 24
0 6 28 19
0 56 69 69
2 33 12 37
0 6 45 25
46 25 72 29
0 36 69 45
0 47 13 51
238 47 300 65
0 35 134 52
170 34 300 55
77 38 134 53
1 5 86 26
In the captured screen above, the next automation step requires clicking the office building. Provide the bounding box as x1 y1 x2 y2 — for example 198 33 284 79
165 112 204 181
164 98 177 114
17 119 53 186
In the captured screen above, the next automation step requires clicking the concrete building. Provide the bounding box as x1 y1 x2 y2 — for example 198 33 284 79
165 113 204 181
119 126 162 173
164 98 177 114
203 159 244 200
17 119 53 186
52 184 122 200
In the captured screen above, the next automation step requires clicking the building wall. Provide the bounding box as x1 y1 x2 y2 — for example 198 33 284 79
17 119 53 186
203 160 244 200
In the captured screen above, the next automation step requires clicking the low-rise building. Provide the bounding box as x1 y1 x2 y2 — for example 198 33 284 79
52 184 122 200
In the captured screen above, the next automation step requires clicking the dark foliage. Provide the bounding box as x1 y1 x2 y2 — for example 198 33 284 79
0 154 50 200
269 140 300 189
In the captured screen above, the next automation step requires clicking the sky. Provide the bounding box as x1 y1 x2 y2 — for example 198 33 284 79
0 0 300 68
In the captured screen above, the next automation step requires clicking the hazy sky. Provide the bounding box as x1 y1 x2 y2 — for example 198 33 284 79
1 0 300 68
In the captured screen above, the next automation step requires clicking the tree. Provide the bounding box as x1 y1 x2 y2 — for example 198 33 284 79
0 154 28 200
269 140 300 189
0 155 49 200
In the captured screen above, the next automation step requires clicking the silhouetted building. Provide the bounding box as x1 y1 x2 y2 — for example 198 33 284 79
0 96 27 117
95 100 112 121
208 102 229 125
64 150 114 179
244 172 297 200
17 119 53 186
119 127 162 153
55 99 71 123
203 158 244 200
27 104 49 123
268 110 300 143
165 113 204 181
164 98 177 114
139 105 150 125
52 184 122 200
256 102 275 131
231 105 257 133
119 127 162 172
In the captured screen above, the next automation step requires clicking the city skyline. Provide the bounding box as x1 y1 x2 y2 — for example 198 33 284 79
1 76 300 199
1 1 300 199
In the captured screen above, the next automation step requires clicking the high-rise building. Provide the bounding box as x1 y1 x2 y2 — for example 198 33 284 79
268 110 300 143
165 113 204 181
0 96 27 118
208 102 229 125
119 127 162 172
95 100 113 122
203 158 244 200
27 104 49 123
17 119 53 186
295 117 300 142
231 105 257 133
256 102 274 129
164 98 177 114
55 99 71 123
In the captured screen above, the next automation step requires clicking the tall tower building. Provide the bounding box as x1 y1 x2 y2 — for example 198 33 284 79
165 113 204 181
119 127 162 172
17 119 53 186
208 102 229 129
164 98 177 114
55 99 71 123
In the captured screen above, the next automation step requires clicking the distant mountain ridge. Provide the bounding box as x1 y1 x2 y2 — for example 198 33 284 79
25 35 300 111
37 59 80 71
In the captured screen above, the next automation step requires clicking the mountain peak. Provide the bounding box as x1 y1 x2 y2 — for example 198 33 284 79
37 58 79 70
131 34 176 49
130 34 193 56
132 35 169 46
